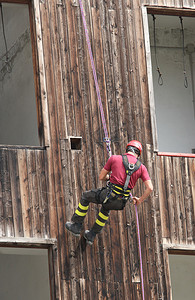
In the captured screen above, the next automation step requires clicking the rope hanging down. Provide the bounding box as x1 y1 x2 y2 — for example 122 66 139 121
78 0 111 158
179 16 188 88
135 204 145 300
78 1 145 299
152 14 163 86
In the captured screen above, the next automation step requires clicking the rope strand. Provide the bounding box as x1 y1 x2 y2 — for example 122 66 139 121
152 14 163 86
179 16 188 88
135 204 145 300
78 0 112 157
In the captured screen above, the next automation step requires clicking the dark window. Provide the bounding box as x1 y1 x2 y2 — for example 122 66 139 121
0 1 42 146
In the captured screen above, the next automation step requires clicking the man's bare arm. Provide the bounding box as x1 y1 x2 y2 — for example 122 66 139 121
133 180 153 205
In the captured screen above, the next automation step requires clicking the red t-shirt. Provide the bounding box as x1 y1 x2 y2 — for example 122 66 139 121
104 153 151 190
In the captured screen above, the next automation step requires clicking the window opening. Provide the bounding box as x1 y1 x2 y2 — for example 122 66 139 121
70 137 82 150
0 2 41 146
168 252 195 300
0 247 51 300
146 11 195 153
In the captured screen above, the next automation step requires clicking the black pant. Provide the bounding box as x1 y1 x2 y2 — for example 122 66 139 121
71 187 110 234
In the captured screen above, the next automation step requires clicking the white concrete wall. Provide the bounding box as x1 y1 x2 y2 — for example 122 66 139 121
0 3 39 146
148 15 195 153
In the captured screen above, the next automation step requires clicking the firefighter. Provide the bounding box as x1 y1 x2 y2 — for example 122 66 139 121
65 140 153 245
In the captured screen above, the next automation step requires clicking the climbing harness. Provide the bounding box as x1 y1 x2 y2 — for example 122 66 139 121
152 14 163 86
122 155 141 191
103 155 141 210
103 182 131 211
78 1 145 299
179 16 188 88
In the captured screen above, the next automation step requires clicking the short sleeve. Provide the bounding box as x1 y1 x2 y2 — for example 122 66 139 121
140 164 151 182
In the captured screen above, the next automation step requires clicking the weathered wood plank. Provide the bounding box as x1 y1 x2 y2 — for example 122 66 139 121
131 0 153 145
189 159 195 222
18 149 32 237
108 9 125 145
0 150 14 237
147 145 165 298
182 158 194 242
118 210 132 298
162 249 171 300
172 157 187 243
9 150 23 237
65 0 82 136
164 156 178 243
27 150 41 237
33 0 50 146
35 150 50 238
99 1 120 144
47 0 67 139
0 151 5 237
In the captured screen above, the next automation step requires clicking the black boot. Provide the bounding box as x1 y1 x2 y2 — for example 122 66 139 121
65 221 83 237
84 229 96 245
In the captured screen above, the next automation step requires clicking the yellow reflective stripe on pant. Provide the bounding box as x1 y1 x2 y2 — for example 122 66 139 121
95 211 109 228
75 209 87 217
79 203 89 210
99 212 109 221
75 202 89 217
96 219 105 227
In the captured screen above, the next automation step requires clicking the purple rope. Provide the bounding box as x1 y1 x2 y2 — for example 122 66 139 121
78 0 112 157
78 3 144 298
135 204 145 300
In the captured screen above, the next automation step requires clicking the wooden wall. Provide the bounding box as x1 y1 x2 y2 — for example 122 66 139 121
0 0 194 299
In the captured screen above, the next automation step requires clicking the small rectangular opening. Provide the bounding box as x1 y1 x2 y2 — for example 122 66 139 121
70 137 82 150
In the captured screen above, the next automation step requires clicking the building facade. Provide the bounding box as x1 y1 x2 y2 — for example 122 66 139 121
0 0 194 299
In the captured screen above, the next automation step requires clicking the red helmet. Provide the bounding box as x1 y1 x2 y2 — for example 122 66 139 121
126 140 142 155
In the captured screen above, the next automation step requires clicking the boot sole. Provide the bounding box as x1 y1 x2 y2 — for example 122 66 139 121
84 234 93 245
65 224 81 237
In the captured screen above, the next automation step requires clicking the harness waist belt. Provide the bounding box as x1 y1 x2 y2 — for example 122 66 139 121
110 183 131 197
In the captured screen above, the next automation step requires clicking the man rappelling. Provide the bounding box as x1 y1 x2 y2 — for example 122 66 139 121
65 140 153 245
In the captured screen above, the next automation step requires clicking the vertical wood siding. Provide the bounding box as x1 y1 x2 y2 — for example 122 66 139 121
0 148 50 239
0 0 194 299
